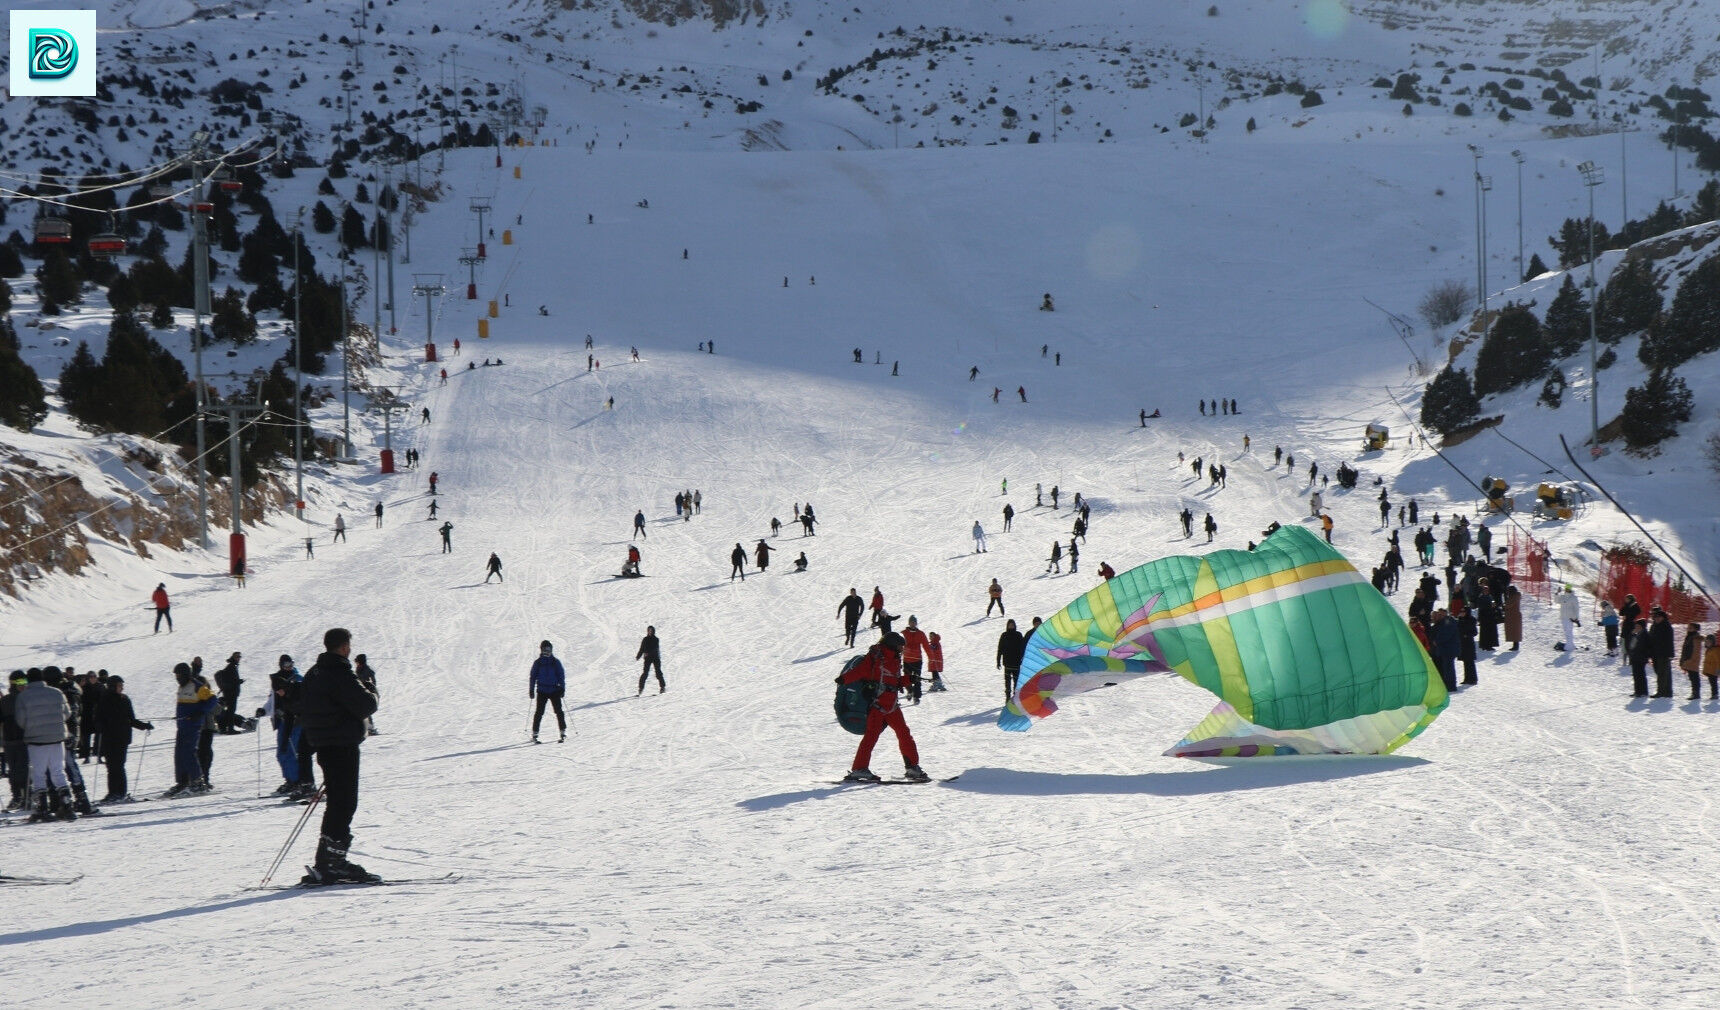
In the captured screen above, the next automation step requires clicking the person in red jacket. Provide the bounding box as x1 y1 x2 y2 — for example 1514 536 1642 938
900 617 930 704
151 583 172 633
841 633 928 783
868 586 885 627
925 631 947 693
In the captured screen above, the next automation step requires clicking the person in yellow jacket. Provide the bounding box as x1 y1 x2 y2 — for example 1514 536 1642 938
168 663 217 796
1320 513 1334 544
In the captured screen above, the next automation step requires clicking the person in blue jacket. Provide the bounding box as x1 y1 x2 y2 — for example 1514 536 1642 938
530 641 567 744
167 663 217 796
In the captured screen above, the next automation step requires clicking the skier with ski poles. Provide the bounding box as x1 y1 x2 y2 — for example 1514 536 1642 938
297 627 380 884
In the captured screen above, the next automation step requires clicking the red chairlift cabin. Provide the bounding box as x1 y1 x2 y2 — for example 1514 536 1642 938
33 217 72 244
88 234 127 257
209 166 241 193
148 183 176 199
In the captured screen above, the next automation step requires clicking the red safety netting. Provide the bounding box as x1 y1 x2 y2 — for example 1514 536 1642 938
1506 526 1553 605
1597 554 1719 625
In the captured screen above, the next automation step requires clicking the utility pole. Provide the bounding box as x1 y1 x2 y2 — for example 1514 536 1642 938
1467 144 1485 310
1511 150 1525 285
1478 172 1492 312
189 136 213 551
1579 161 1605 456
207 399 266 578
384 161 397 334
340 242 353 458
372 202 382 345
292 208 304 517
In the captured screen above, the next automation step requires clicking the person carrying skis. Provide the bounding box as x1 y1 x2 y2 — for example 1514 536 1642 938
298 627 381 884
636 627 665 695
838 589 865 647
729 543 748 581
972 521 987 554
901 617 930 705
633 510 647 539
986 578 1005 617
439 521 454 553
485 552 504 583
926 632 947 692
840 632 929 783
529 641 568 742
997 619 1027 705
151 583 173 634
755 540 774 572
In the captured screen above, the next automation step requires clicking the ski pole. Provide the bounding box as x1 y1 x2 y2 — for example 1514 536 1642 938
255 718 264 798
133 727 150 798
261 786 325 887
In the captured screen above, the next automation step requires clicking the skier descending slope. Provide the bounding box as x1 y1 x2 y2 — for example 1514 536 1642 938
529 642 567 744
839 633 930 783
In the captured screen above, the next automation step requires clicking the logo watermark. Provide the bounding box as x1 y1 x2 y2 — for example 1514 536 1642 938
10 11 97 97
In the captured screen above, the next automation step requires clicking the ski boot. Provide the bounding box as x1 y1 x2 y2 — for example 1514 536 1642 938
27 790 52 823
54 786 78 821
303 834 381 885
532 733 540 744
73 786 98 816
903 765 931 783
558 731 566 743
843 768 881 783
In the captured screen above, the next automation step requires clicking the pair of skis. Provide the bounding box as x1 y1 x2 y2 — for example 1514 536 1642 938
0 873 84 886
248 871 462 892
828 775 961 786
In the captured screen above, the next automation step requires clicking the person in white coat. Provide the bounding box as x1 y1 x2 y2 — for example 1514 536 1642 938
1309 490 1324 517
972 521 988 554
1555 584 1581 653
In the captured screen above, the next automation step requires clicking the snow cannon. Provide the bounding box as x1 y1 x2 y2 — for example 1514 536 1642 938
1363 422 1390 451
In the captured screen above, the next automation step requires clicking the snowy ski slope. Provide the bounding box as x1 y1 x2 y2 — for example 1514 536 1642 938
4 136 1720 1008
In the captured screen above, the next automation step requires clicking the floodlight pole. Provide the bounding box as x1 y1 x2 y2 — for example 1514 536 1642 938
189 139 212 551
1579 161 1605 456
1511 150 1525 284
1467 144 1485 309
292 209 304 516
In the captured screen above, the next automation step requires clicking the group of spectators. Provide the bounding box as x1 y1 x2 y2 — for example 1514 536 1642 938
1605 595 1720 700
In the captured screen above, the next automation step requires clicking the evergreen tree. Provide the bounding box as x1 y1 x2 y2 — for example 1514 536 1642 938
35 249 82 306
1620 368 1694 449
56 341 99 416
1541 274 1590 357
1550 217 1610 269
1523 252 1549 282
72 311 191 434
0 241 23 278
1420 363 1482 436
1473 304 1551 397
237 229 280 284
311 201 336 234
1639 252 1720 369
340 204 370 249
0 313 48 431
149 301 175 329
209 286 258 344
106 271 141 314
1596 257 1661 342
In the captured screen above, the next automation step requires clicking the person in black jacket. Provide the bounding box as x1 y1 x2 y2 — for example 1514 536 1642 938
94 676 152 801
214 652 243 733
636 626 665 695
838 589 865 647
2 672 27 809
996 619 1027 704
1627 619 1652 697
1648 608 1676 698
297 628 380 884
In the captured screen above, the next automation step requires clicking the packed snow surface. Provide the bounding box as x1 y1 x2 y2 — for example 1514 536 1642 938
5 132 1720 1010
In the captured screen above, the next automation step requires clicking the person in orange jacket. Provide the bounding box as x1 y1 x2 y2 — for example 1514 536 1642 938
152 583 173 633
840 633 928 783
925 631 947 692
900 617 930 704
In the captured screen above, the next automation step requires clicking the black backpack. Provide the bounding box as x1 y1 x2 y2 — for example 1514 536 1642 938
833 653 880 735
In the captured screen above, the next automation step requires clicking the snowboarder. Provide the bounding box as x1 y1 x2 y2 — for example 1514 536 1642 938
1002 503 1014 531
755 540 774 572
729 543 747 581
972 521 988 554
529 641 567 745
636 627 665 695
840 633 929 783
333 515 347 543
996 619 1027 704
986 578 1005 617
438 521 454 553
633 510 647 539
485 553 504 583
838 589 865 647
151 583 173 633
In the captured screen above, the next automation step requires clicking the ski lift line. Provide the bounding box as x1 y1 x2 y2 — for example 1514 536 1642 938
1487 426 1582 487
0 139 275 206
0 412 280 559
1557 434 1720 617
0 414 200 515
1380 384 1545 548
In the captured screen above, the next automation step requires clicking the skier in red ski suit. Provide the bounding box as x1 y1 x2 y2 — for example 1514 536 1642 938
841 633 927 782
